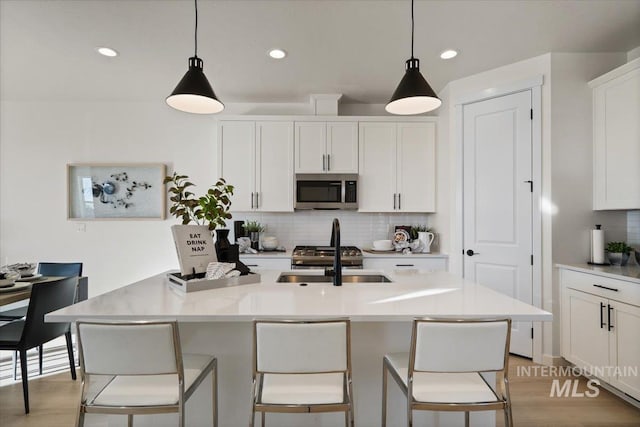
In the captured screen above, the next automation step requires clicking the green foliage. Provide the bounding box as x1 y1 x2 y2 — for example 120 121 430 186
163 172 234 231
605 241 633 254
410 225 432 240
243 220 265 233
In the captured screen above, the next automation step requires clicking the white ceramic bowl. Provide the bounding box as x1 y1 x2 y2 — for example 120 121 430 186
373 240 393 251
0 270 19 288
261 236 278 250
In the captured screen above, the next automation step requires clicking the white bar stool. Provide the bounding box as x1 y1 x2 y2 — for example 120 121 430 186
382 318 513 427
251 318 354 427
75 320 217 427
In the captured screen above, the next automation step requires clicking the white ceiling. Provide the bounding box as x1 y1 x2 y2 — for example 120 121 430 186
1 0 639 104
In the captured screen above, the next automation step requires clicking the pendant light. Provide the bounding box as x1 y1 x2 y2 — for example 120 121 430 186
386 0 441 115
166 0 224 114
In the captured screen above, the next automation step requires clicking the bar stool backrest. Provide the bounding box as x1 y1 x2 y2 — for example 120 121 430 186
412 319 510 373
255 319 349 374
77 321 181 376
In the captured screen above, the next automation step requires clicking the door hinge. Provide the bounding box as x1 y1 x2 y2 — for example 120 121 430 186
530 109 533 120
531 254 534 265
531 327 534 339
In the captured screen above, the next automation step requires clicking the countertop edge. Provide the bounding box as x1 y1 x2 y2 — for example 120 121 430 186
556 263 640 284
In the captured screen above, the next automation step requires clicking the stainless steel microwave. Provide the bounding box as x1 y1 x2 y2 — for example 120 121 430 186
295 174 358 210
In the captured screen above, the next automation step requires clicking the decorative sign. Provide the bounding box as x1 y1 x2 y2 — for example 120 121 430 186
171 225 218 276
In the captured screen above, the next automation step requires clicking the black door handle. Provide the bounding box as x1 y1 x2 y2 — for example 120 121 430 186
600 302 606 329
466 249 479 256
607 304 614 331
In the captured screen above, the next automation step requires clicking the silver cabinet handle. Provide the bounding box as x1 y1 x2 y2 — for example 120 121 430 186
322 154 326 171
398 193 401 210
327 154 330 171
251 192 254 209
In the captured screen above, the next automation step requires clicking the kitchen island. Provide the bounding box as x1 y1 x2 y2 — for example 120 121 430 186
48 269 551 427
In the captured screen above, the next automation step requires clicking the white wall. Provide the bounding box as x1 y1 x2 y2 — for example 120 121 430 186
0 101 223 296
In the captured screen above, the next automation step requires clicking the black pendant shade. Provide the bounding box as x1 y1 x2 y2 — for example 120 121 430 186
386 58 441 115
166 57 224 114
386 0 441 115
166 0 224 115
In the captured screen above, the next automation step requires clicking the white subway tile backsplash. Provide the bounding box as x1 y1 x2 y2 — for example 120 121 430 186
229 211 432 249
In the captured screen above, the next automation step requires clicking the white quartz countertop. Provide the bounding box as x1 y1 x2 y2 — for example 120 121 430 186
240 250 292 258
556 263 640 284
47 270 551 323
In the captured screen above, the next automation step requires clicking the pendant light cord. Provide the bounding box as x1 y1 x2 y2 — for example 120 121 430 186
194 0 198 58
410 0 414 59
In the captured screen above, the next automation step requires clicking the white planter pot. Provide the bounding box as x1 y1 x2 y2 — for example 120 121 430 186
418 232 435 253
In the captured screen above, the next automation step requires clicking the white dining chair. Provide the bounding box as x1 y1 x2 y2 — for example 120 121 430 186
75 320 217 427
251 318 354 427
382 318 513 427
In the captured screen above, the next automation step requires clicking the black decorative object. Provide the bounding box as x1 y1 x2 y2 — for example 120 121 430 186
166 0 224 114
386 0 441 115
214 229 232 261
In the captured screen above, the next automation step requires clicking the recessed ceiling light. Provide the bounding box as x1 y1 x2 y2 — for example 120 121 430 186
440 49 458 60
96 47 118 57
268 49 287 59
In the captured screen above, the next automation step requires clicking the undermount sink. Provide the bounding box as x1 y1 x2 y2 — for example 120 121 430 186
276 273 392 283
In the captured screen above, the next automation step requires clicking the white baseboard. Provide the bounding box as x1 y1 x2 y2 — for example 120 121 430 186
542 354 570 366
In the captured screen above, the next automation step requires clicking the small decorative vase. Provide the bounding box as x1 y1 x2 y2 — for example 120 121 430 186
418 232 435 253
607 252 629 266
249 231 260 250
215 229 231 260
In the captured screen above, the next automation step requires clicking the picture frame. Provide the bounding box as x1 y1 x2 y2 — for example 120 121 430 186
67 163 166 220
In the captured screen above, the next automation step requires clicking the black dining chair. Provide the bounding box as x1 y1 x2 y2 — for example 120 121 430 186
0 276 78 413
0 262 83 377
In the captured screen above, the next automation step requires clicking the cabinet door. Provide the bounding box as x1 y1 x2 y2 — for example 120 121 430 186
295 122 326 173
593 67 640 209
256 121 294 212
562 289 610 377
397 122 436 212
358 123 396 212
218 121 255 212
609 300 640 399
327 122 358 173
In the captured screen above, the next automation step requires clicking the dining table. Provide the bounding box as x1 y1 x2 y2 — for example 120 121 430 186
0 276 89 307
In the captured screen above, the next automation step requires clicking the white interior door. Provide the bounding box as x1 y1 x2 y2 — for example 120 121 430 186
463 90 533 357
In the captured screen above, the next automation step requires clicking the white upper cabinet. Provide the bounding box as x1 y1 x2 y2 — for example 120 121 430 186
359 122 436 212
218 121 255 212
590 58 640 210
294 122 358 173
219 121 294 212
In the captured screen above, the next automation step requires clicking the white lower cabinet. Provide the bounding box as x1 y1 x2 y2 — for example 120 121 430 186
561 268 640 400
363 257 447 272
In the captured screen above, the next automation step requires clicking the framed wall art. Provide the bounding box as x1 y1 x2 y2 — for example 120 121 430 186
67 163 166 220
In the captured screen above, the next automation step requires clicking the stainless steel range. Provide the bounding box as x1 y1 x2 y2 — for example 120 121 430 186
291 246 363 269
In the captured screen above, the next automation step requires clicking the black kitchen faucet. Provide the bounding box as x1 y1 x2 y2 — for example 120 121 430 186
325 218 342 286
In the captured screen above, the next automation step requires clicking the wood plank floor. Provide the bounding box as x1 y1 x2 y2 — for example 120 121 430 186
0 356 638 426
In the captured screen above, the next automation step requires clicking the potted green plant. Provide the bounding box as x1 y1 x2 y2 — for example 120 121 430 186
243 221 265 250
606 241 633 266
164 172 234 231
